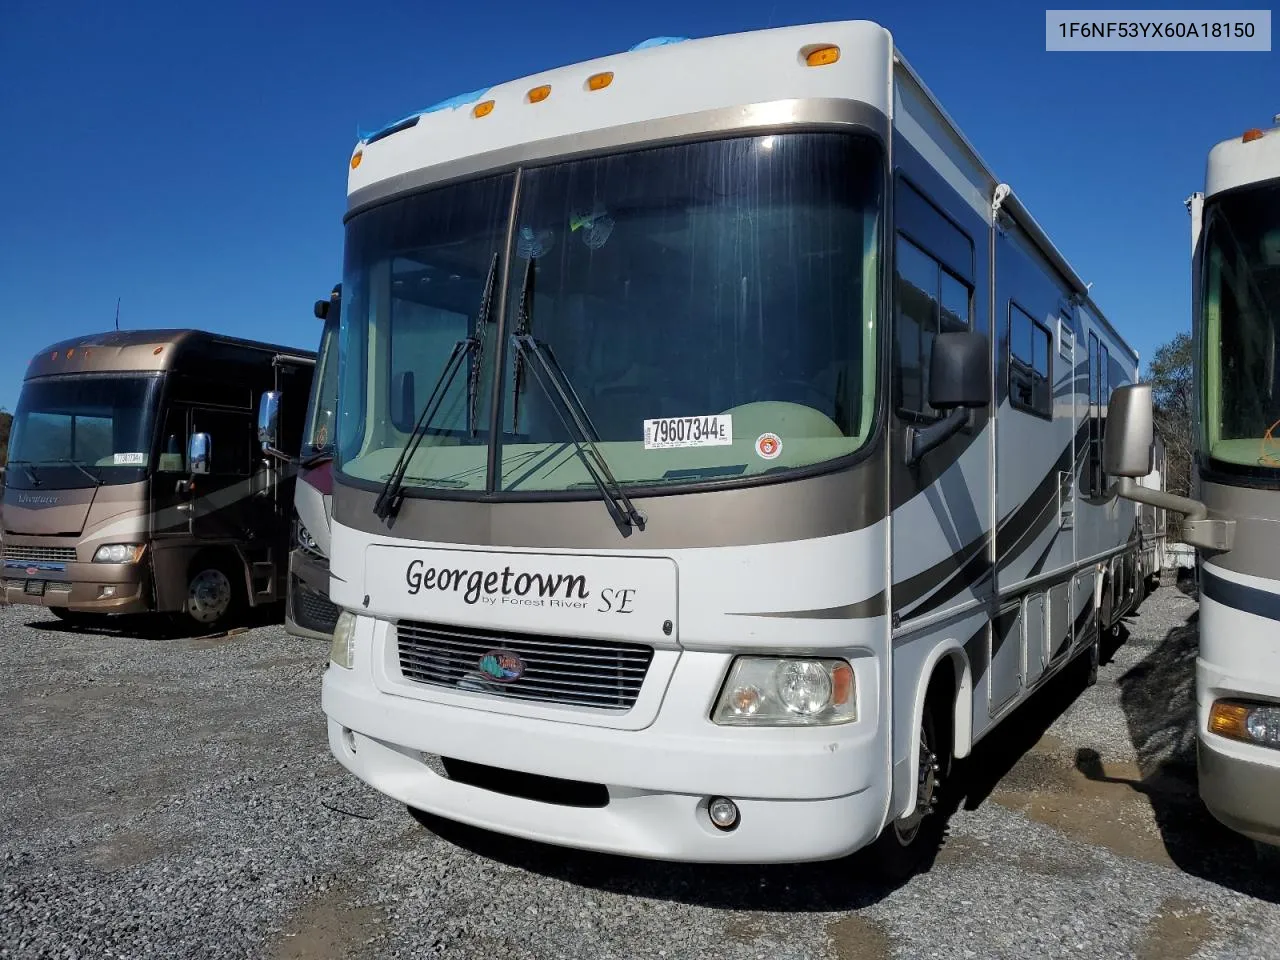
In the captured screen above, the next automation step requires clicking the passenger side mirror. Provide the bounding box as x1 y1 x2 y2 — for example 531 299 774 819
257 390 282 449
929 330 989 410
1103 383 1154 478
392 371 416 433
314 299 330 320
189 433 211 475
906 330 990 466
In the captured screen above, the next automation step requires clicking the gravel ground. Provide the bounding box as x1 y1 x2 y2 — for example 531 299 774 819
1 582 1278 960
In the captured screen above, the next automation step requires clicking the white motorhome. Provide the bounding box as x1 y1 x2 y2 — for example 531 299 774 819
321 21 1145 875
1115 116 1280 848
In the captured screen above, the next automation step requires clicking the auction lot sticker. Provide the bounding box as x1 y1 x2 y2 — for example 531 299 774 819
643 415 733 450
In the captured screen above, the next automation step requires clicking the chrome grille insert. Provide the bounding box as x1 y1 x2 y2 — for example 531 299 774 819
396 620 653 711
2 545 77 564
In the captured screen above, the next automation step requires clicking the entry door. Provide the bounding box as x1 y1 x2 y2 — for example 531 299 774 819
189 407 255 541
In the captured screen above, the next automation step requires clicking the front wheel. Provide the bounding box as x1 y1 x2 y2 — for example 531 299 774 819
184 559 243 631
867 703 946 884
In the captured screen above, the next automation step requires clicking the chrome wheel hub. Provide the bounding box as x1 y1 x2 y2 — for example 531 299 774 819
893 729 941 846
188 569 231 624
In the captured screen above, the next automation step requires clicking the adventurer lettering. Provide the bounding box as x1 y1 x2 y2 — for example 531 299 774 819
404 559 637 614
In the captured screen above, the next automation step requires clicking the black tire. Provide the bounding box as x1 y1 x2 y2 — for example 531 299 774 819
184 554 244 631
867 702 946 884
1084 635 1100 686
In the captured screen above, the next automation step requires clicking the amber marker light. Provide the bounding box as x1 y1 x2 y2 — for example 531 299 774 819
804 45 840 67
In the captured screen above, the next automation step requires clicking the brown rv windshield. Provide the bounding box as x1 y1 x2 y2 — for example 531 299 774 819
6 374 163 489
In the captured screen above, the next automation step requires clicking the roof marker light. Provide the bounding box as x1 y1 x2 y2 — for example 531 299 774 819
66 348 75 358
1243 128 1264 143
803 45 840 67
587 72 613 91
351 150 363 169
50 352 58 360
153 347 163 356
527 84 551 104
473 100 495 118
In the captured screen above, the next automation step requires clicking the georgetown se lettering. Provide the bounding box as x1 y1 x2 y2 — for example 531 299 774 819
404 560 637 613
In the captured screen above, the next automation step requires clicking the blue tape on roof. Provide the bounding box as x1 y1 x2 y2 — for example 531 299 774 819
629 36 688 51
358 88 491 142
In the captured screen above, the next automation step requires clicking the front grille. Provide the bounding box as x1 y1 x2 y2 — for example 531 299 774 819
293 577 340 633
397 620 653 711
3 545 77 564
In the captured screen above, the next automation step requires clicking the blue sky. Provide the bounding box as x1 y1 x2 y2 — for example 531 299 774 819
0 0 1274 410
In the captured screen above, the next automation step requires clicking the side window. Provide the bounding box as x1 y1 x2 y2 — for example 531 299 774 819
894 235 974 421
190 409 252 475
1008 303 1052 419
156 406 189 473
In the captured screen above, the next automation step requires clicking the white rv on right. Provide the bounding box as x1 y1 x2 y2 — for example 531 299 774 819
1183 117 1280 846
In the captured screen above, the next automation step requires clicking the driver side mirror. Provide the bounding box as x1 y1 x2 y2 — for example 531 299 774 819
189 433 211 475
1103 383 1154 478
257 390 282 449
906 330 990 465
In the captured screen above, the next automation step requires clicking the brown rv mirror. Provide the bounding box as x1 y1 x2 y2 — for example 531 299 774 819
189 433 211 476
1103 384 1154 478
258 391 282 449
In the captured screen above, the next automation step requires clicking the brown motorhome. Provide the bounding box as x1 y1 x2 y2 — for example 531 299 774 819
1 330 315 630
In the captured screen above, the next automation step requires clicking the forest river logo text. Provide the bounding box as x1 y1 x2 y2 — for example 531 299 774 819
405 559 637 613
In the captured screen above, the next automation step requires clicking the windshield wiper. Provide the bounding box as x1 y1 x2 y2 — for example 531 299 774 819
510 333 646 535
55 459 102 487
468 251 499 436
8 460 40 485
300 447 333 469
372 254 500 521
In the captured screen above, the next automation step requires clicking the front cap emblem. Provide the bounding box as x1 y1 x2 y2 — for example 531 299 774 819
478 650 525 683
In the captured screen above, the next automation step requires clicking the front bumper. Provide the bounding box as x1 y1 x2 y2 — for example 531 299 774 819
1 558 149 614
322 634 887 864
1198 734 1280 846
285 548 338 640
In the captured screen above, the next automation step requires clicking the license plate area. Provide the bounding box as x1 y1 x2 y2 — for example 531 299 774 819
25 580 46 596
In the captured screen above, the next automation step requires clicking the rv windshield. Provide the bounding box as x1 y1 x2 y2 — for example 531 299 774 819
302 306 341 463
337 131 881 497
7 374 163 489
1201 180 1280 474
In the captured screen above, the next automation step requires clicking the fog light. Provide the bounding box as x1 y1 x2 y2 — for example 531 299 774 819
98 585 116 599
708 796 739 830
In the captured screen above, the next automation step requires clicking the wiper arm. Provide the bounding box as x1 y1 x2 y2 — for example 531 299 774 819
373 337 473 521
8 460 40 485
56 459 102 487
373 251 501 520
300 448 333 469
510 333 645 534
468 251 499 437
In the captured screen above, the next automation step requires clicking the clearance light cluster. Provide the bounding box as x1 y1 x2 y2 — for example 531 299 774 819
356 37 840 169
1210 699 1280 749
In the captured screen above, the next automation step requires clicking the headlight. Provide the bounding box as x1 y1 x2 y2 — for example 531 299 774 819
712 657 856 726
1209 699 1280 749
92 544 145 564
330 611 357 669
296 520 321 557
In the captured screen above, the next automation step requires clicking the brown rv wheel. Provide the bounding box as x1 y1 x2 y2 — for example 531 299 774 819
184 555 244 630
